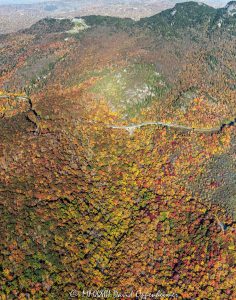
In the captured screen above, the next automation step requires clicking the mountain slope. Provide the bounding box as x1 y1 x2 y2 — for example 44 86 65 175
0 2 236 299
138 1 236 36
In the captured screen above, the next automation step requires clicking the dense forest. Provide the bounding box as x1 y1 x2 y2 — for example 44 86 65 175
0 1 235 299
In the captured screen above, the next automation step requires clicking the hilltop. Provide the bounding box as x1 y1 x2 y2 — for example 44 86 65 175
0 0 230 34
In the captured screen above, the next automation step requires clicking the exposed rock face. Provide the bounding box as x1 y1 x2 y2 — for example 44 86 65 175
0 95 31 118
225 1 236 16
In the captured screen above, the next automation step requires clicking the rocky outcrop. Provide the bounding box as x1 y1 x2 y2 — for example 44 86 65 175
0 95 31 118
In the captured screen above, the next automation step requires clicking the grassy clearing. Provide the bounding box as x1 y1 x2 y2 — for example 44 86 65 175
88 63 169 118
67 18 90 34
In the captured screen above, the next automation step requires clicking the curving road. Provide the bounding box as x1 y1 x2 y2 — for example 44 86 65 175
108 121 223 134
1 94 235 134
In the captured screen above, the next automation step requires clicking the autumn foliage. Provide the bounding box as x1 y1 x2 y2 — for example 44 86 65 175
0 13 236 300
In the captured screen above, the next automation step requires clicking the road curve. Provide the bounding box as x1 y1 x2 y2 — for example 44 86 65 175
108 120 234 134
0 94 234 134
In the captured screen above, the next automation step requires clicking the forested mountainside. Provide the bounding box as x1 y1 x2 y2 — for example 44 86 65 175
0 1 235 299
0 1 228 35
